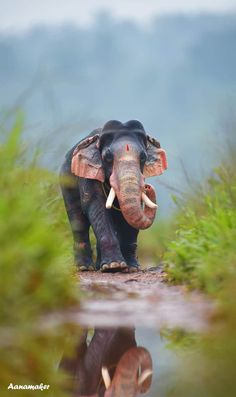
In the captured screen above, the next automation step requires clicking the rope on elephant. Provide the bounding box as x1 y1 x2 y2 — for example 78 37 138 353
102 183 121 212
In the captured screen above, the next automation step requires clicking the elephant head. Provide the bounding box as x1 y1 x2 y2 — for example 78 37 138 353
71 120 167 230
101 346 152 397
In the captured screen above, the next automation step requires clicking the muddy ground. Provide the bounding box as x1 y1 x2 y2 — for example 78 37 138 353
77 267 214 331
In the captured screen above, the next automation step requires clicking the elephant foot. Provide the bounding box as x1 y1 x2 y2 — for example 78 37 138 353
74 242 94 272
121 264 140 273
101 261 128 273
123 258 140 273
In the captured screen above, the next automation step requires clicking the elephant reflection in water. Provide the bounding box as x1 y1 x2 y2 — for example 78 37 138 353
60 328 152 397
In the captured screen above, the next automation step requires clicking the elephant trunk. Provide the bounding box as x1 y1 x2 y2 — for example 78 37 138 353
104 347 152 397
110 158 157 230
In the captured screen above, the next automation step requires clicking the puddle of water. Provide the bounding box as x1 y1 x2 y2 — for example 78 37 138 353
57 270 214 396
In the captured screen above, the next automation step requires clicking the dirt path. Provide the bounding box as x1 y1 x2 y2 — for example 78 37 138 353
77 267 214 331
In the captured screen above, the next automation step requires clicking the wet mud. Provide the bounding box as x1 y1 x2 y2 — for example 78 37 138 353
78 266 213 331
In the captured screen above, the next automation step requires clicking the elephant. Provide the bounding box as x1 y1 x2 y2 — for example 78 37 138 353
60 120 167 272
60 327 153 397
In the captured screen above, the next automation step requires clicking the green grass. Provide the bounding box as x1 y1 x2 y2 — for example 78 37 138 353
160 128 236 397
164 140 236 294
0 116 80 396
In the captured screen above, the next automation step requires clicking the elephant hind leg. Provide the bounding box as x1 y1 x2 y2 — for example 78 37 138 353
60 164 94 271
112 211 140 272
121 242 140 272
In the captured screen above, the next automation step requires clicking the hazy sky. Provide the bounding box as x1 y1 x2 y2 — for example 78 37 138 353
1 0 236 31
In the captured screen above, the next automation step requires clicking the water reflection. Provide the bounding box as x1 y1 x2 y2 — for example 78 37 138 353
60 327 152 397
58 272 212 396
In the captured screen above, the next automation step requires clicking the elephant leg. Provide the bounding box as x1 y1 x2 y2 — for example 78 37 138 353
112 210 140 272
80 179 127 272
96 245 101 270
60 164 94 271
120 231 140 272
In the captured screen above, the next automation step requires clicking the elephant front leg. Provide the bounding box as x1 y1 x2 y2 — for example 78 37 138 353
83 181 128 272
91 210 127 272
98 233 128 272
113 211 140 272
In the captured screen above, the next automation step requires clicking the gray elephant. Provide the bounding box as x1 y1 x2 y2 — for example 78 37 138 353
60 120 167 272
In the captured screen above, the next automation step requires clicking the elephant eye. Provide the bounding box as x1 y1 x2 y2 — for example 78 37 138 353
140 151 147 164
103 149 113 163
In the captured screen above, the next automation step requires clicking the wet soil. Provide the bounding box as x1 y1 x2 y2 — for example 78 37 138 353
77 266 214 331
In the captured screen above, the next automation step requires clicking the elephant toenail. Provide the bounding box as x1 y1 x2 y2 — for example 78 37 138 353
101 264 109 271
110 262 119 268
79 266 87 271
120 261 128 268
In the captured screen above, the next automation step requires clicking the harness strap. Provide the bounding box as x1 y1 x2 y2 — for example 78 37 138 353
102 183 121 212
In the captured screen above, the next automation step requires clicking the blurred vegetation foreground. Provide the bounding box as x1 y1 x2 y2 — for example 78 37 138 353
0 117 79 396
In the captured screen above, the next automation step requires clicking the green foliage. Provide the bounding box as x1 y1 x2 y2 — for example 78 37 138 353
0 117 80 396
164 147 236 294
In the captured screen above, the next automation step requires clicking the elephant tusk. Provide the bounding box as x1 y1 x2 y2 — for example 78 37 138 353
141 192 158 209
138 369 153 386
106 187 116 209
102 367 111 389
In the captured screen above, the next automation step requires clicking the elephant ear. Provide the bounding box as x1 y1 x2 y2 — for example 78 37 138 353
143 135 168 178
71 134 105 182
